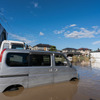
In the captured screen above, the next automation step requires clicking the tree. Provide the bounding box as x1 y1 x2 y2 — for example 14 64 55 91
98 48 100 52
49 46 57 51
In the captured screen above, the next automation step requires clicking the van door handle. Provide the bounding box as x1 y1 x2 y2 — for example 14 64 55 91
55 68 58 72
49 69 52 72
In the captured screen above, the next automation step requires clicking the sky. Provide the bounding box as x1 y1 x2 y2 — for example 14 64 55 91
0 0 100 50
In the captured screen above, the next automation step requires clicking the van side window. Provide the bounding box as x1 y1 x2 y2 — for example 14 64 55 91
6 53 29 67
55 54 68 66
30 54 51 66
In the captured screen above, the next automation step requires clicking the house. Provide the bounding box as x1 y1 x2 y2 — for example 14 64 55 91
62 48 77 53
78 48 91 56
28 45 33 50
32 43 53 51
62 48 81 57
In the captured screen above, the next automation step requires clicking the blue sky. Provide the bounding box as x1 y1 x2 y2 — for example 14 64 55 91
0 0 100 50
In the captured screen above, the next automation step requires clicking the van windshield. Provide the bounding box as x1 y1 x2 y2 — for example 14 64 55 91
12 44 24 49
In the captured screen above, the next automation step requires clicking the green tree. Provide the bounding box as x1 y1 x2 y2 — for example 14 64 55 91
49 46 57 51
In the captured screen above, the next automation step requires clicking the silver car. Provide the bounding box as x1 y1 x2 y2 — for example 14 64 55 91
0 49 79 92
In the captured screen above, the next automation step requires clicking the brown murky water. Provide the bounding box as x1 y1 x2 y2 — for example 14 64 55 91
0 62 100 100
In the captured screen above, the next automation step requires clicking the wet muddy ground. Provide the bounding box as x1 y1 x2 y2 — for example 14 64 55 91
0 62 100 100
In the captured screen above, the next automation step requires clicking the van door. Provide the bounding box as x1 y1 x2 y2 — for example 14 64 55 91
53 54 71 83
28 53 53 87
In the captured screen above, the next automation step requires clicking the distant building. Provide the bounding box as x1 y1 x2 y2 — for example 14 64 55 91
62 48 81 57
32 43 53 51
28 45 33 50
94 48 100 52
90 52 100 63
78 48 91 56
62 48 77 53
62 47 91 57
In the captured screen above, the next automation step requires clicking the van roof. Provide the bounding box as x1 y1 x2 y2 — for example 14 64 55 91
5 49 61 54
2 40 24 44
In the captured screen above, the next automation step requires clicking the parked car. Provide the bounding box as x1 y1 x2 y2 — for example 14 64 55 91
0 49 79 92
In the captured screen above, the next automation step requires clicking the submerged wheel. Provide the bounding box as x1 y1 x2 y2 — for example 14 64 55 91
70 77 78 81
3 85 23 92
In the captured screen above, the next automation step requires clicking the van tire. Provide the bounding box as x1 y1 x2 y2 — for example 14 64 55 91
70 77 78 81
3 85 23 92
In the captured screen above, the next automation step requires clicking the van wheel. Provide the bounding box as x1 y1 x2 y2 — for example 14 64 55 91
70 77 78 81
3 85 23 92
8 87 19 91
3 85 24 97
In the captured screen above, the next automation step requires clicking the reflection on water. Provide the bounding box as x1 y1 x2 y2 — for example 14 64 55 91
0 62 100 100
73 62 100 100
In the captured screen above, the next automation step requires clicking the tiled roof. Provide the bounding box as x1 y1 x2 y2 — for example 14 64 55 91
33 43 52 47
62 48 77 50
78 48 91 50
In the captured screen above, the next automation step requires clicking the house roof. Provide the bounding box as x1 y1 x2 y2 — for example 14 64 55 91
62 48 77 50
78 48 91 50
33 43 52 47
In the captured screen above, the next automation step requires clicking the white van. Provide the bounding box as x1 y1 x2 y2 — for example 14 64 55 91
0 49 78 92
0 40 25 53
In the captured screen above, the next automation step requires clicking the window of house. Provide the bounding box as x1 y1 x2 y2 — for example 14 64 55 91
6 53 29 67
55 54 68 66
30 54 51 66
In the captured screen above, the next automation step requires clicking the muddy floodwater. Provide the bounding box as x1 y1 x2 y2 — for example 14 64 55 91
0 62 100 100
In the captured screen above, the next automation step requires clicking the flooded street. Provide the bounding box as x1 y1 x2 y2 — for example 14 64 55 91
0 62 100 100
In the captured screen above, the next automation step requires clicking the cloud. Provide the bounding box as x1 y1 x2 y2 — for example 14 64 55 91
9 33 34 44
54 29 65 34
70 24 77 27
54 24 100 39
40 32 44 36
53 24 77 34
92 26 99 29
0 8 11 28
32 2 39 8
93 41 100 45
64 27 99 39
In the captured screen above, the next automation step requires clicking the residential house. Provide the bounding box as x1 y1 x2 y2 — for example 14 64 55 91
62 48 77 53
78 48 91 56
28 45 33 50
32 43 53 51
62 48 81 56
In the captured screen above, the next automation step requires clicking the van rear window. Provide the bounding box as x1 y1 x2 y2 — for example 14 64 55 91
6 53 29 67
12 44 24 49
